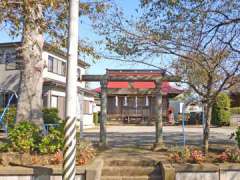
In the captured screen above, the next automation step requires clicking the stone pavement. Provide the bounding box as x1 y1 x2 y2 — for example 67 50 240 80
83 125 236 148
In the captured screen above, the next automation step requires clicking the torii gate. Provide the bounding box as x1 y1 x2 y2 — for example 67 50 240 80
81 73 181 149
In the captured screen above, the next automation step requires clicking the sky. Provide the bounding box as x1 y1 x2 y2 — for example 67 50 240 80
79 0 150 74
0 0 171 88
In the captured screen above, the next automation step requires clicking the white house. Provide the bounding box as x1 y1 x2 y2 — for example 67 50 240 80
170 99 204 125
170 100 203 114
0 42 96 128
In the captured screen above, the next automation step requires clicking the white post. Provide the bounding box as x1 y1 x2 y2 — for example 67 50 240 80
63 0 79 179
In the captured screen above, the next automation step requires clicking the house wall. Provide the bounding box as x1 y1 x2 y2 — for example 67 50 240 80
0 47 20 92
0 45 95 128
0 48 87 91
42 51 86 88
43 88 95 129
81 96 95 128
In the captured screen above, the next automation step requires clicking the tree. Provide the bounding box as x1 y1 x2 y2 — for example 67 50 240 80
212 93 231 126
173 48 239 153
90 0 240 153
0 1 105 126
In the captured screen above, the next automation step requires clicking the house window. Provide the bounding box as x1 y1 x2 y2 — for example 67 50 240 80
57 60 62 74
145 96 149 106
77 68 81 80
0 95 4 108
48 55 67 76
5 51 17 70
51 95 58 108
53 58 58 73
0 51 5 64
123 96 128 106
5 51 16 63
83 100 93 114
62 61 66 76
0 93 17 108
48 56 53 72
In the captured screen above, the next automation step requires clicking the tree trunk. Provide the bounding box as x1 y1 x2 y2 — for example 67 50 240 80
203 104 212 154
16 4 44 127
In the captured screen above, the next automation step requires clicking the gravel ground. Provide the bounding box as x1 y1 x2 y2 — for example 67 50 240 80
83 125 236 148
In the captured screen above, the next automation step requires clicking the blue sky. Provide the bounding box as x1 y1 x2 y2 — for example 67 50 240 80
79 0 150 74
0 0 171 88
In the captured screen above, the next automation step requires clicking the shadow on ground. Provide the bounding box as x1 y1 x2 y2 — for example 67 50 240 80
83 130 235 148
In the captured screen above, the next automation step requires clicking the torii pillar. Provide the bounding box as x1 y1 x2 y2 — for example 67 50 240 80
99 78 107 147
153 80 165 150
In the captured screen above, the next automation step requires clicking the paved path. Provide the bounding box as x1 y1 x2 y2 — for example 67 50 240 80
83 125 236 148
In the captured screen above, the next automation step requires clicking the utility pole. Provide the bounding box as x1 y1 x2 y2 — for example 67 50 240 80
63 0 79 179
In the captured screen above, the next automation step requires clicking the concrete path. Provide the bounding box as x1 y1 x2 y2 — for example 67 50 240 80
83 125 236 148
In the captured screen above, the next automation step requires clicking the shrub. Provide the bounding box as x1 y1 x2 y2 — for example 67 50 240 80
169 146 205 164
225 148 240 163
42 108 61 124
169 152 181 163
190 149 205 163
76 140 96 165
169 146 191 163
8 121 41 153
212 93 231 126
0 107 16 129
231 107 240 115
218 152 229 162
0 143 9 152
216 148 240 163
39 127 64 154
0 107 62 128
235 127 240 148
93 112 99 125
180 146 191 160
50 150 63 164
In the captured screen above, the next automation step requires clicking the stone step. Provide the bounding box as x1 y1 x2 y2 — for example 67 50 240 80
104 159 157 167
101 175 162 180
102 166 161 176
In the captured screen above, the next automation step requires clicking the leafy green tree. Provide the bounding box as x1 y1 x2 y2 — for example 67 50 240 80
212 93 231 126
0 1 105 126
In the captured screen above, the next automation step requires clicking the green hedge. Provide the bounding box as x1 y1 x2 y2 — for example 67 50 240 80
42 108 62 124
93 112 99 125
231 107 240 115
8 121 41 153
0 107 61 127
5 121 64 154
212 93 231 126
